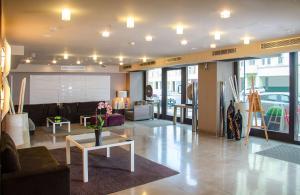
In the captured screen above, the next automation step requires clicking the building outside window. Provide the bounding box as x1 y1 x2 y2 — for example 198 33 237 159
146 68 162 113
239 53 290 134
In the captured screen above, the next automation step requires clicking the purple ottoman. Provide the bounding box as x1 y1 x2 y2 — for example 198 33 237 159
107 113 125 126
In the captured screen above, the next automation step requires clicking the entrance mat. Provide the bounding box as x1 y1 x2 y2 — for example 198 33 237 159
256 144 300 165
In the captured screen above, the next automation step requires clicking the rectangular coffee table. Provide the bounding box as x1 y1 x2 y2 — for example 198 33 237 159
46 117 71 134
65 131 134 182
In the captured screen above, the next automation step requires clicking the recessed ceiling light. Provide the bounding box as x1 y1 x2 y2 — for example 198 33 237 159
181 39 188 45
214 32 221 40
142 56 147 63
76 60 81 64
210 43 216 48
102 30 110 37
52 59 57 64
99 61 103 65
176 25 184 35
61 8 71 21
243 37 251 45
119 62 124 66
191 47 197 50
119 56 123 61
126 16 135 28
129 41 135 46
145 35 153 42
63 53 69 60
25 59 31 64
220 9 231 19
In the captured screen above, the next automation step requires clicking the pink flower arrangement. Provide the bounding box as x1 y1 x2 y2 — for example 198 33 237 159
97 102 112 115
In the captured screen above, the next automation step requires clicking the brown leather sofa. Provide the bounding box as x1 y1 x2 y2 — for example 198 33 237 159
1 132 70 195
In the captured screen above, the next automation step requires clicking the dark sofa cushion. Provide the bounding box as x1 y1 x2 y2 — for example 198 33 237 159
78 101 98 115
0 132 21 173
18 146 59 172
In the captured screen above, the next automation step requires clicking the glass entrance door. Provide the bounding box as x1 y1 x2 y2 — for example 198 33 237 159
166 69 182 116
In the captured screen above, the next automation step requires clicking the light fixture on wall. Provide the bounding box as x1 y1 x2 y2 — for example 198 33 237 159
76 60 81 64
119 62 124 66
52 59 57 64
119 56 123 62
61 8 71 21
99 61 103 65
126 16 135 28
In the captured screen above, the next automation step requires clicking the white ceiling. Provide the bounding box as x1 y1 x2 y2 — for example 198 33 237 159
4 0 300 66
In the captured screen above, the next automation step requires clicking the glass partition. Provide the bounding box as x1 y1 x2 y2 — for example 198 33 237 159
146 68 162 113
167 69 182 116
186 65 198 118
239 53 290 133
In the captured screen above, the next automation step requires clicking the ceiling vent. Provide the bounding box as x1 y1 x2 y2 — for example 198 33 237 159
61 65 85 71
166 56 182 63
261 37 300 49
123 65 132 69
212 48 237 56
140 61 155 66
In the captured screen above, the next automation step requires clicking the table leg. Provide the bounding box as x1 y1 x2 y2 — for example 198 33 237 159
130 142 134 172
46 119 49 127
52 123 56 134
80 116 83 125
84 117 87 127
66 139 71 164
173 106 177 125
68 122 71 133
83 149 88 182
106 147 110 158
180 108 184 123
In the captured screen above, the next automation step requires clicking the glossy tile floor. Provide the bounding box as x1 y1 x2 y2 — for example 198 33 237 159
31 120 300 195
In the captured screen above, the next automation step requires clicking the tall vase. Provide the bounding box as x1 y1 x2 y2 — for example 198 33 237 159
94 129 102 146
3 113 30 148
234 102 248 138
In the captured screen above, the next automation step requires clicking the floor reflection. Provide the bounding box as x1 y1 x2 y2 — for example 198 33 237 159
30 120 300 195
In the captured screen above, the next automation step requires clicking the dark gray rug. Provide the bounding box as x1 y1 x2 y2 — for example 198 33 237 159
256 145 300 165
50 147 178 195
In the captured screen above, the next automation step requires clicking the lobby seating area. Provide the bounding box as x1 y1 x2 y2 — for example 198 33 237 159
1 0 300 195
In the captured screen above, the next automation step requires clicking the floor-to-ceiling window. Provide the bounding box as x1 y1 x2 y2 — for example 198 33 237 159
239 53 290 134
186 65 198 118
166 69 182 116
146 68 162 113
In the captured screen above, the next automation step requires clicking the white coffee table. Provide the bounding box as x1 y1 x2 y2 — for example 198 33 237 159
80 115 92 127
66 131 134 182
46 117 71 134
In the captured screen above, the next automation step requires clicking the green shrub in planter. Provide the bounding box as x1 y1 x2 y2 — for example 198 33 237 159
266 106 284 117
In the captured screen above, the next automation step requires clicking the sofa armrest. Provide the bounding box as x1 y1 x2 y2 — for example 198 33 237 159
2 165 70 195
